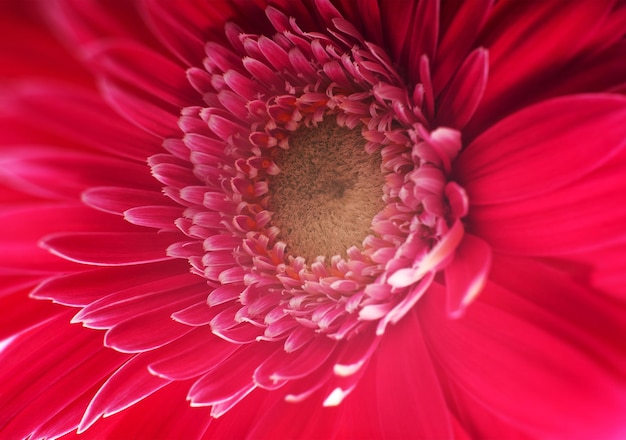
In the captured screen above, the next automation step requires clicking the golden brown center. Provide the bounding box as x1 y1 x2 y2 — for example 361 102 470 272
269 120 385 261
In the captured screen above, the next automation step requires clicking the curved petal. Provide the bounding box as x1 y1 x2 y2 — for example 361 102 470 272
419 282 626 439
0 147 157 200
78 352 171 432
470 0 616 133
457 94 626 205
444 233 492 318
468 157 626 255
41 231 181 266
0 83 160 161
374 308 453 439
84 40 200 109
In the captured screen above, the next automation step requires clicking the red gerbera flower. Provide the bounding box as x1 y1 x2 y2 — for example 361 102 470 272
2 1 626 439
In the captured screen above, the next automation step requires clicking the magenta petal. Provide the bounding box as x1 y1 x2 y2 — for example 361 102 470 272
444 233 492 318
488 255 626 375
436 48 488 129
434 0 492 91
85 40 199 108
31 260 190 306
188 344 277 406
2 83 160 161
468 159 626 255
101 78 181 138
380 0 438 81
41 231 181 265
419 283 626 439
124 205 183 230
82 186 173 215
457 94 626 204
474 0 615 129
0 148 156 200
74 273 205 328
0 203 138 273
141 0 237 66
74 382 213 440
148 328 239 381
79 353 171 433
375 309 453 439
271 338 337 381
0 312 121 435
1 346 125 440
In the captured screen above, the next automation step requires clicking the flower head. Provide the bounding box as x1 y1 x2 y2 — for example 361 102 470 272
2 1 626 439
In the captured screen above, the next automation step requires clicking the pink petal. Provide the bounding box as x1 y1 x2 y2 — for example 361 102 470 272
0 204 137 273
472 0 615 130
85 40 199 108
79 353 171 433
31 260 190 306
73 273 205 329
436 48 488 129
0 312 127 437
82 186 173 215
379 0 438 81
457 94 626 204
488 255 626 375
124 205 183 230
270 338 337 381
468 158 626 255
141 0 237 66
419 282 626 439
100 78 181 138
388 219 464 288
434 0 493 91
1 82 160 161
103 288 206 353
74 382 213 440
41 231 181 266
188 343 277 406
0 147 156 200
374 309 453 439
2 346 125 440
148 327 239 381
444 233 492 318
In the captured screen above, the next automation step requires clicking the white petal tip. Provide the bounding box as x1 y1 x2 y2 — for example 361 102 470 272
323 387 349 407
333 361 363 377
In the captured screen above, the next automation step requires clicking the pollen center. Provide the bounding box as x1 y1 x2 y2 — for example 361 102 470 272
269 120 385 261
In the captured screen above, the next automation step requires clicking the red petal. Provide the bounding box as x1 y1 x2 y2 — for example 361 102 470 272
468 158 626 255
444 233 492 318
82 186 173 215
457 95 626 204
101 79 181 138
79 353 171 432
374 309 454 439
85 40 199 108
472 0 615 132
31 260 190 306
419 282 626 439
41 231 181 266
0 147 156 200
434 0 493 91
148 327 239 381
436 48 488 129
1 83 160 161
188 343 277 406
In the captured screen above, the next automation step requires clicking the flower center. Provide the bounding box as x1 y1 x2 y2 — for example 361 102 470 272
269 120 385 261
